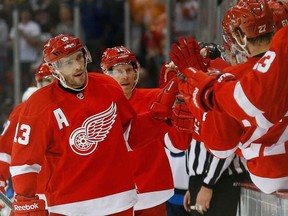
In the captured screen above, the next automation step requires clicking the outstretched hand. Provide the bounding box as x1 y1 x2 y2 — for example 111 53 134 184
169 36 210 73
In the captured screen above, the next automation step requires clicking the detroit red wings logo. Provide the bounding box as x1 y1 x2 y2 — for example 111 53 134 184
69 103 117 155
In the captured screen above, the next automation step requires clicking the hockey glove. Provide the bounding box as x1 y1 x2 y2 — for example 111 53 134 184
185 36 210 72
170 43 189 72
159 61 178 88
172 96 195 133
170 37 210 73
178 67 216 112
0 179 7 210
179 37 205 71
13 195 48 216
150 77 178 121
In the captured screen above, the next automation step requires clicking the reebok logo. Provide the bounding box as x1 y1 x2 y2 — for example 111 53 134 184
193 87 199 108
64 43 75 49
14 203 39 211
194 118 200 135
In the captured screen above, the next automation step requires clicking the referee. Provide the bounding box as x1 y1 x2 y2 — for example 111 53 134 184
184 139 249 216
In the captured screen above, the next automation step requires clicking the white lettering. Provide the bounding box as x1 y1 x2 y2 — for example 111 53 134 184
258 24 266 33
64 43 75 49
14 123 31 145
14 203 39 211
253 51 276 73
194 119 200 135
53 108 69 130
192 88 199 108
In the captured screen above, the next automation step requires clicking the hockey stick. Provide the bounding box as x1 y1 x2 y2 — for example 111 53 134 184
0 190 14 211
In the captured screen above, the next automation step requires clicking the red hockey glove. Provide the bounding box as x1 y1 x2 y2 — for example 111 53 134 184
170 43 189 72
170 37 210 73
172 96 195 133
159 61 178 88
0 179 7 210
13 195 48 216
151 77 179 121
178 67 216 112
184 36 210 71
178 37 205 70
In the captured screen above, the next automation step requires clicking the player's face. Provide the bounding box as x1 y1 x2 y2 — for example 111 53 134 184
109 63 136 98
55 50 87 88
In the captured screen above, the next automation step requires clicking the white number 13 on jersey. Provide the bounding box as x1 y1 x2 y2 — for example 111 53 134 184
253 51 276 73
14 123 31 145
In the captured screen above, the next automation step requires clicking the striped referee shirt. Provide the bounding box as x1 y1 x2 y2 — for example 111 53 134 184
186 139 247 188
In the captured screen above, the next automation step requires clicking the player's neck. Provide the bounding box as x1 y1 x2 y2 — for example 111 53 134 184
248 42 270 57
124 91 132 100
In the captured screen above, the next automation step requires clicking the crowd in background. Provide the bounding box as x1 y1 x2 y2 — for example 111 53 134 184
0 0 198 128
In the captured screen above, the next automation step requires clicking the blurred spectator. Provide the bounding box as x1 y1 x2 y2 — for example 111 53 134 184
33 0 60 36
0 11 9 102
54 3 85 41
102 0 124 47
130 3 148 68
0 0 13 28
129 0 166 88
8 6 41 93
80 0 109 71
173 0 198 40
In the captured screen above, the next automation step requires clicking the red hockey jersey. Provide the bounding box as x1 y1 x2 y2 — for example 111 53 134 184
128 88 174 210
10 73 170 215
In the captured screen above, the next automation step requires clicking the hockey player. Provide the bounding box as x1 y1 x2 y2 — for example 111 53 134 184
10 34 178 215
100 46 174 216
0 63 54 214
170 0 288 193
269 0 288 32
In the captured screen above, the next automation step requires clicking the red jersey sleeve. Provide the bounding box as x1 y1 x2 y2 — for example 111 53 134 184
11 98 52 196
0 103 26 184
163 127 192 153
201 111 243 158
209 57 231 70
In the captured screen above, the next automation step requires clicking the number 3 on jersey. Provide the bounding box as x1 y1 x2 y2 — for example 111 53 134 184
253 51 276 73
14 123 31 145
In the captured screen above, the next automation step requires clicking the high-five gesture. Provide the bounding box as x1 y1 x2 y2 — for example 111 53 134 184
169 36 210 73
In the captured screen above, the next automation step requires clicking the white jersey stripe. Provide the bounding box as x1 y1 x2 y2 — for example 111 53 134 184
123 122 132 151
48 189 137 216
10 164 41 177
0 153 11 164
164 133 183 154
249 172 288 194
234 81 273 129
209 145 238 159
